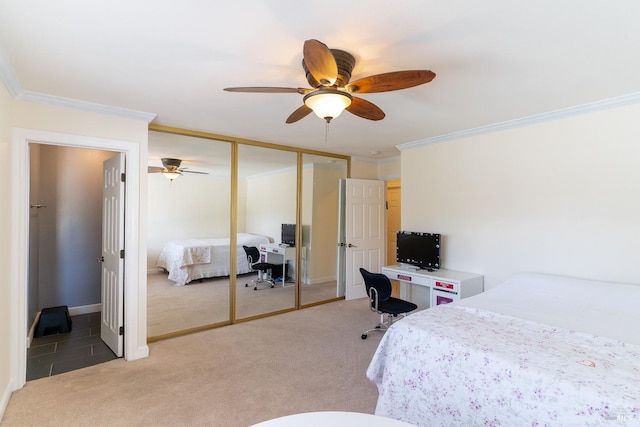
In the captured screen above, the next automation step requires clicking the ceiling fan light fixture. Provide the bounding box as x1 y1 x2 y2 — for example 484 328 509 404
162 171 182 181
303 89 353 123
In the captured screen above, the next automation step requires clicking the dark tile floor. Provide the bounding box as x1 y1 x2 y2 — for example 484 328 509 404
27 312 118 381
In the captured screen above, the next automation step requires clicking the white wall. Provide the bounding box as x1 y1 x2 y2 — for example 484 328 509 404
351 156 400 180
0 72 13 420
244 167 297 242
401 103 640 289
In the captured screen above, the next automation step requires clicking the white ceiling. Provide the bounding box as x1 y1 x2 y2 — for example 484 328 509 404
2 1 640 160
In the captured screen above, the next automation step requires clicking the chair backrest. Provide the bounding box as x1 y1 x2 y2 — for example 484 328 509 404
359 268 392 302
242 245 260 265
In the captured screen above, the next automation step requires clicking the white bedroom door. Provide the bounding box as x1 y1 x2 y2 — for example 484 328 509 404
100 153 125 357
344 179 385 300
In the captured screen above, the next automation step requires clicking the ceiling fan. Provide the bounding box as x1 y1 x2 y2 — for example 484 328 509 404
148 158 208 181
224 39 436 124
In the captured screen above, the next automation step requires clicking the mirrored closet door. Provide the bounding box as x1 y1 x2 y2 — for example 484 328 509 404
147 126 350 339
147 131 232 338
300 154 348 306
235 144 297 320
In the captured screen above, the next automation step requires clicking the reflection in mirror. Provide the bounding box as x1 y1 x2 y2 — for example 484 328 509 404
147 131 231 338
300 154 348 306
236 145 297 320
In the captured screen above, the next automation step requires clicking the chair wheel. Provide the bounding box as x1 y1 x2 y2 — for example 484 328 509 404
361 334 367 339
245 283 248 287
253 287 257 290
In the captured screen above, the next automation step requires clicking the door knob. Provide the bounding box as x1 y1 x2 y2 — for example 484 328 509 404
347 243 357 248
96 256 104 263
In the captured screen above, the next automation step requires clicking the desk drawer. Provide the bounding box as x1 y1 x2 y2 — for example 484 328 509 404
433 280 459 293
382 269 431 286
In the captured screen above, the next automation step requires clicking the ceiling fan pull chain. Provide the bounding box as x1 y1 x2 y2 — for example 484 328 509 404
325 121 330 142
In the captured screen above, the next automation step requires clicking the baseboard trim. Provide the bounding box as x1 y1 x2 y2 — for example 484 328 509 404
126 345 149 361
27 312 41 348
68 303 101 316
0 381 12 423
306 276 337 286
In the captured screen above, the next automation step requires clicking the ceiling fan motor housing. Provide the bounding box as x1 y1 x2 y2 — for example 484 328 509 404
161 157 182 170
303 49 355 88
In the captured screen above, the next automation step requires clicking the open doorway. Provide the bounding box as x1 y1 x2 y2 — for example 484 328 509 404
386 179 401 296
11 128 147 391
27 144 119 380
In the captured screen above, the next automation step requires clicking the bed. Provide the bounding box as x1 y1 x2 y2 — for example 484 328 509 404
366 273 640 426
156 233 270 285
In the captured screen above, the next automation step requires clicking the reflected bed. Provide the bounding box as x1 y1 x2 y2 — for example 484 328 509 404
157 233 270 285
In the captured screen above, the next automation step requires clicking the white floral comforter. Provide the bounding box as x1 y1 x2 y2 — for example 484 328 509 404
367 305 640 426
159 239 212 268
156 233 269 285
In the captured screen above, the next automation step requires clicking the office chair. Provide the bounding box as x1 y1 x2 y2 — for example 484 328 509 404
360 268 418 339
243 245 277 290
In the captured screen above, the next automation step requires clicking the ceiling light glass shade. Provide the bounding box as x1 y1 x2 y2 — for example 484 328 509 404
162 171 182 181
303 89 353 122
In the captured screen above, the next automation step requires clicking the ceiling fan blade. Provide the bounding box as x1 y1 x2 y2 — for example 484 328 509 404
180 170 209 175
224 87 310 95
346 70 436 93
286 104 313 124
148 166 164 173
346 97 385 121
303 39 338 86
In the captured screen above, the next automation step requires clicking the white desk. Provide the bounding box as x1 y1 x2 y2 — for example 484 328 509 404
382 265 483 310
259 243 296 283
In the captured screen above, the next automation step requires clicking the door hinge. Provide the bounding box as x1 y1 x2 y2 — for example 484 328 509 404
119 326 124 336
120 249 125 259
385 201 389 209
121 172 126 182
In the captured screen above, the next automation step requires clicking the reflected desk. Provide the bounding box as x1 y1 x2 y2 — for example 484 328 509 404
381 265 483 310
259 243 297 284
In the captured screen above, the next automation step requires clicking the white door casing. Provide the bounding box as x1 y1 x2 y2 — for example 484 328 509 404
344 179 385 300
336 180 346 297
101 153 125 356
11 129 147 391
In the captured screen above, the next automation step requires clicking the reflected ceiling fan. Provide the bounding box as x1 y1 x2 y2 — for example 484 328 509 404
224 39 436 124
148 158 208 181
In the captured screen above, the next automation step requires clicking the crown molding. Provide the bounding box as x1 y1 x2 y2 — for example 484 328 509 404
0 45 156 123
16 91 156 123
397 92 640 152
0 46 22 97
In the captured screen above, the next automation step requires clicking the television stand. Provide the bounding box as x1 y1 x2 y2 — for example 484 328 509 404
382 266 483 310
396 264 419 271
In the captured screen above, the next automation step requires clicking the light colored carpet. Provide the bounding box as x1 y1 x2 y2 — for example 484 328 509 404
148 272 338 337
3 298 383 427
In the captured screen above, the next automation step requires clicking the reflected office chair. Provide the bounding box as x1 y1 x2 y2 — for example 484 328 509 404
243 245 277 290
359 268 418 339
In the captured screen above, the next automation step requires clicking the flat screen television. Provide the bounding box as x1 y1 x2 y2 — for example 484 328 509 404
396 231 440 270
281 223 296 246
